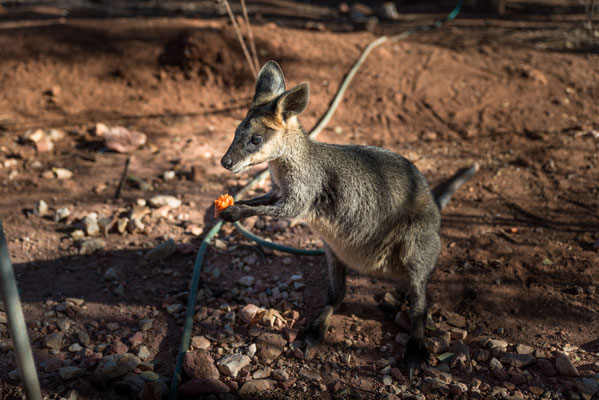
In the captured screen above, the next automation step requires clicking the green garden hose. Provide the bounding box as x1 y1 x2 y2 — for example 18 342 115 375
0 220 42 400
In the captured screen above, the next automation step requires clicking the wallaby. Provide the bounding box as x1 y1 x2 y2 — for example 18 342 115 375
219 61 478 377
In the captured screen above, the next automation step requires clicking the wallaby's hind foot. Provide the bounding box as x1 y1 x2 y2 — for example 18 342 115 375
297 305 334 358
297 245 347 357
403 337 430 381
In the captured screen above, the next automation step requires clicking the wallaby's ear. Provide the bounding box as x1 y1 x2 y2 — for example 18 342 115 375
276 82 310 121
253 61 286 105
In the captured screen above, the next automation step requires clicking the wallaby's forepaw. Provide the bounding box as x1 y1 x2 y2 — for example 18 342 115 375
219 205 243 222
403 337 430 381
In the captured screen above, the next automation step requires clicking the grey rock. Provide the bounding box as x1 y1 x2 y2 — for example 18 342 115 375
54 207 70 222
395 332 410 346
113 284 124 295
139 371 159 382
421 377 445 393
272 368 289 381
555 354 579 377
238 276 255 287
116 217 129 234
473 349 490 362
127 218 145 233
63 389 78 400
54 168 73 179
217 353 251 377
213 239 227 250
33 200 48 216
97 217 113 236
247 343 256 356
59 366 85 380
94 353 141 382
39 358 62 373
70 229 85 241
178 378 230 396
382 292 399 308
104 267 118 280
238 379 274 395
516 344 534 354
492 367 509 381
252 366 272 379
102 125 146 153
191 335 210 350
256 332 286 363
488 339 508 350
139 381 168 400
106 322 119 332
65 297 84 306
184 350 220 380
43 332 64 350
83 213 100 236
500 352 536 368
379 2 399 20
122 372 145 394
163 170 176 181
138 345 151 361
239 304 260 324
166 303 182 314
537 358 557 376
149 195 181 209
139 319 153 331
79 238 106 255
69 343 83 352
575 377 598 400
509 371 527 385
0 341 13 352
299 367 322 381
144 239 176 261
56 318 71 331
8 368 20 381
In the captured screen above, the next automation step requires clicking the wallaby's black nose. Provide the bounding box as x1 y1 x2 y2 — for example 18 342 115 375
221 157 233 169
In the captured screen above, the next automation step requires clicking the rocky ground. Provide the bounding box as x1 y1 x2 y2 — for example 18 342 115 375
1 1 599 399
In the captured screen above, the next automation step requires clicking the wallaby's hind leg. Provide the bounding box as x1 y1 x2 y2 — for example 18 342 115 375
403 259 435 379
299 244 346 357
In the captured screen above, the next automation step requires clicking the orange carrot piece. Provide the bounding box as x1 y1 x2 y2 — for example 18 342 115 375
214 194 234 217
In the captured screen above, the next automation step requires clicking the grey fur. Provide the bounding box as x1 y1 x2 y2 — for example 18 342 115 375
220 61 477 374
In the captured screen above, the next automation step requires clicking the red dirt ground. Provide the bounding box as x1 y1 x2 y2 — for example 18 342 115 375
0 1 598 399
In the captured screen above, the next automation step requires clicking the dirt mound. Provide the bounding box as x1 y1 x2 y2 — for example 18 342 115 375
159 28 255 87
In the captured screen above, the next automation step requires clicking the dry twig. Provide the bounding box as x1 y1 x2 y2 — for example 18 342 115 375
221 0 258 77
240 0 259 71
114 156 132 199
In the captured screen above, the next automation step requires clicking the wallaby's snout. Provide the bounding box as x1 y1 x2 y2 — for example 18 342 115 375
220 155 233 170
220 122 264 174
220 140 248 174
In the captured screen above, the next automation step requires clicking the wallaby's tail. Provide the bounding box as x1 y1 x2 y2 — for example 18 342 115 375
432 163 479 210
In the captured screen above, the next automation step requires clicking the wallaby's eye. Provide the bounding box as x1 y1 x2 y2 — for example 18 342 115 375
250 136 263 146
